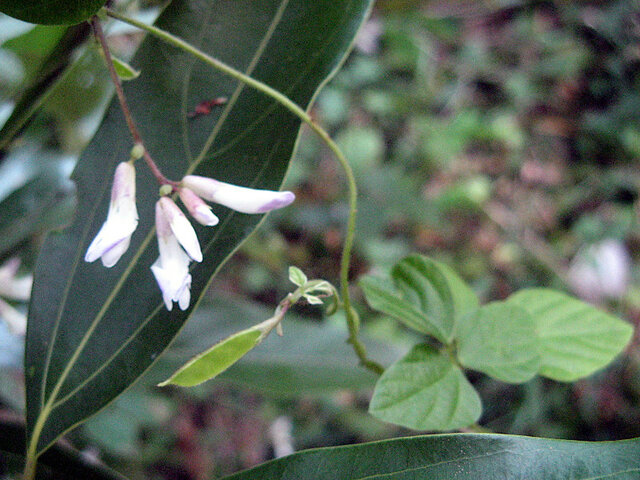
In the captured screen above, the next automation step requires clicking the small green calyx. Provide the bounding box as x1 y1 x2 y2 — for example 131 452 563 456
130 143 145 160
159 184 173 196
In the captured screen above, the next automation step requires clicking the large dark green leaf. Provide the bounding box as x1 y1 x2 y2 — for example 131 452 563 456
0 0 105 25
221 433 640 479
26 0 373 455
0 420 128 480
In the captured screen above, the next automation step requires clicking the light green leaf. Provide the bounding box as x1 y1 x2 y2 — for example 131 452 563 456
457 302 541 383
152 294 400 396
220 433 640 480
369 344 481 431
303 294 323 305
288 266 307 286
111 56 140 81
25 0 374 455
360 275 434 336
508 288 633 381
362 254 479 343
159 327 262 387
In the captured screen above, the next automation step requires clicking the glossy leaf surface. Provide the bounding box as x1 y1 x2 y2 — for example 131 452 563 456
457 302 541 383
221 433 640 480
26 0 373 454
0 0 106 25
369 344 481 431
508 288 633 381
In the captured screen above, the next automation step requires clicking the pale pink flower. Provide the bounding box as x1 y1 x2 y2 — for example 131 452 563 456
181 175 295 214
85 162 138 267
151 199 197 311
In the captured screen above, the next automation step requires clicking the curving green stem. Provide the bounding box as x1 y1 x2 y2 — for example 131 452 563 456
103 8 384 375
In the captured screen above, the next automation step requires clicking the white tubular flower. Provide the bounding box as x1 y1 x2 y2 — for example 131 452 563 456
151 200 193 311
178 187 219 226
157 196 203 262
181 175 295 214
85 162 138 267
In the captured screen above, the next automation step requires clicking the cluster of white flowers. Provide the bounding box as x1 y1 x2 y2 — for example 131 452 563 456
84 162 295 311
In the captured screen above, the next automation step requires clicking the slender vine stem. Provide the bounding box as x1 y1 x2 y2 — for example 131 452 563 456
91 16 177 188
104 7 384 375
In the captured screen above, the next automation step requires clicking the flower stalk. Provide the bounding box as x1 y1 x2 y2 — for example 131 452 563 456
90 16 176 188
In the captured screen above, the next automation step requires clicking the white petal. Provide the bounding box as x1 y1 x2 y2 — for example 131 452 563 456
182 175 295 214
158 197 202 262
152 207 194 311
178 277 191 310
101 237 132 268
170 214 203 262
151 261 175 311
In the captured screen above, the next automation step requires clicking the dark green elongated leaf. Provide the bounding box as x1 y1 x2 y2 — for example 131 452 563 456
0 420 129 480
391 254 479 342
26 0 373 456
158 326 263 387
221 433 640 480
0 0 106 25
369 344 481 431
456 302 541 383
508 288 633 381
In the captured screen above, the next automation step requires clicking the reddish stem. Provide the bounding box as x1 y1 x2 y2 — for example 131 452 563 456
90 16 177 188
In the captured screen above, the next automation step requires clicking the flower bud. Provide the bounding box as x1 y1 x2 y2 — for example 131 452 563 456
179 187 219 226
181 175 295 214
85 162 138 267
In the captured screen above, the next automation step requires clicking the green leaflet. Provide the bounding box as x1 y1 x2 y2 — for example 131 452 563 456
508 288 633 381
159 327 263 387
369 344 481 431
456 302 541 383
360 254 479 343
